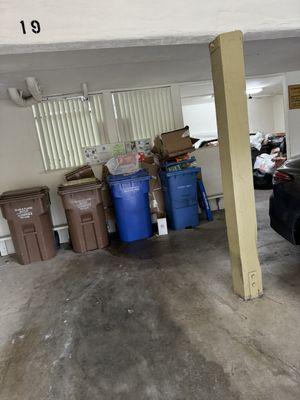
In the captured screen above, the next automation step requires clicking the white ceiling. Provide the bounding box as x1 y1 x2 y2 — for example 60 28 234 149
0 37 299 100
2 0 300 55
246 76 283 95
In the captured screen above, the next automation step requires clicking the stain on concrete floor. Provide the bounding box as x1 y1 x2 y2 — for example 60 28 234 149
0 190 299 399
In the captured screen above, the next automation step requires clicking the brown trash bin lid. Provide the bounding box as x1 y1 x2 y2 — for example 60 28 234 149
58 178 102 195
0 186 50 204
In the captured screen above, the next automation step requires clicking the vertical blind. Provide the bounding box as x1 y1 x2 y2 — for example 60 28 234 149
113 87 175 141
32 94 107 170
33 87 177 171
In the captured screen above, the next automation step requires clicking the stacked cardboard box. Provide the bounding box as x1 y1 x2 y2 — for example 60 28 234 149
141 157 165 218
98 164 116 233
152 126 195 161
65 165 95 181
151 126 203 232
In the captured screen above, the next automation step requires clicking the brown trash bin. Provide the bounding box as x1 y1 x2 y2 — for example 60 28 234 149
65 165 95 181
58 178 109 253
0 186 56 265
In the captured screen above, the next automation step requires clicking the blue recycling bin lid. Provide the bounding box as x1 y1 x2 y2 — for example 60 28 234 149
161 166 201 178
108 169 150 185
161 156 196 168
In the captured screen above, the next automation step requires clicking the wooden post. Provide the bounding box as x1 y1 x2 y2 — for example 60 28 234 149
209 31 263 299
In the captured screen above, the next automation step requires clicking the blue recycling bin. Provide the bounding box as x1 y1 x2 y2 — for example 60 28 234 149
160 167 200 230
108 170 153 242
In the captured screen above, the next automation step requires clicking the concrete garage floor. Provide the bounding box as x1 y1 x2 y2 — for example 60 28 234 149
0 190 300 400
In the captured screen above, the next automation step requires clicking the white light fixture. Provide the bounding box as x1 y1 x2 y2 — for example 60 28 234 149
246 87 263 95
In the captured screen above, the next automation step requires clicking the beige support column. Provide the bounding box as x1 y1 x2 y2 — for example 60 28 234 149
209 31 263 300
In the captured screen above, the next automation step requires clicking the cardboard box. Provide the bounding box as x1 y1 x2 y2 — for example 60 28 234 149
273 156 287 168
152 126 194 160
92 164 113 207
92 163 109 181
104 206 116 233
65 165 95 181
101 183 113 208
151 189 165 217
141 159 165 216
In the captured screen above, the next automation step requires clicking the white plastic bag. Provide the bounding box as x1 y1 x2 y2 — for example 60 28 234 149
254 153 275 174
106 152 139 175
250 131 265 151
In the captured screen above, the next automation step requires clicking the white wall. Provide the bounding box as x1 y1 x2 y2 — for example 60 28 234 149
0 100 68 237
193 147 222 197
284 71 300 157
272 95 285 132
182 97 217 139
1 1 300 54
0 82 183 240
182 94 284 138
247 97 275 133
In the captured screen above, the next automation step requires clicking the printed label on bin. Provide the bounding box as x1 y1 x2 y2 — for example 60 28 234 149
14 207 33 219
177 185 192 189
72 198 92 210
122 187 139 193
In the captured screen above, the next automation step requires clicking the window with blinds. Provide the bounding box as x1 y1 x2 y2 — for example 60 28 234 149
32 94 108 171
113 87 175 141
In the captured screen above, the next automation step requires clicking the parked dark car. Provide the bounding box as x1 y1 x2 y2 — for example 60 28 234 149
269 156 300 244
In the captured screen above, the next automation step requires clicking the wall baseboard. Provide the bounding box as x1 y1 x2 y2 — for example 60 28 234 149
0 226 70 257
0 197 224 257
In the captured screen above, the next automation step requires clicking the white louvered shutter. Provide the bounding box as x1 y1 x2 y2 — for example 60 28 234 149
32 95 107 170
113 87 175 141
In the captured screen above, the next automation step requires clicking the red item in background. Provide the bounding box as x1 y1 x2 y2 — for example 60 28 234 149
138 152 146 161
